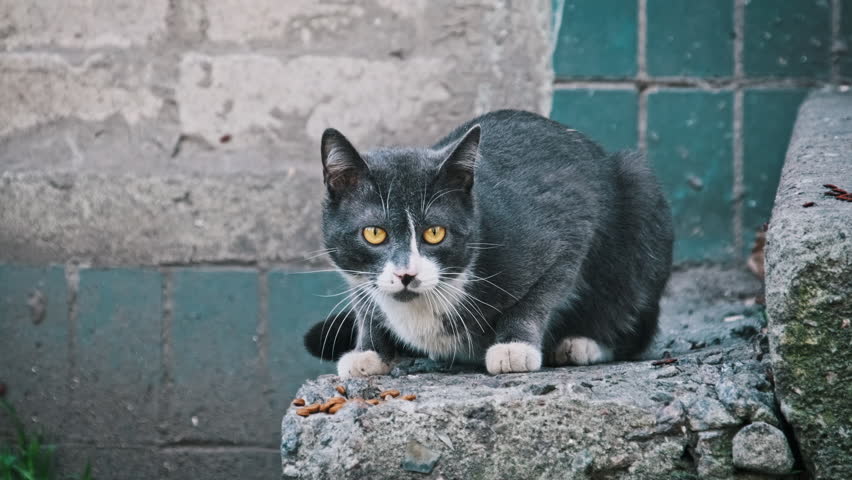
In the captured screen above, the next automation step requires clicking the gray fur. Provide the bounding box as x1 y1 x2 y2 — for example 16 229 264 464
304 110 673 368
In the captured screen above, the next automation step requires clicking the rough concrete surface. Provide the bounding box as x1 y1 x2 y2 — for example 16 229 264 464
0 170 324 266
765 90 852 480
0 0 552 175
283 348 779 480
0 0 169 49
282 267 791 479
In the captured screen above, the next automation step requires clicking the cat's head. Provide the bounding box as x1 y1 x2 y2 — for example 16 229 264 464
319 126 481 305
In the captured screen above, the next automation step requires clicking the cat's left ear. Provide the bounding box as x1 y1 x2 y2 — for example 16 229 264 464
321 128 368 196
438 125 480 193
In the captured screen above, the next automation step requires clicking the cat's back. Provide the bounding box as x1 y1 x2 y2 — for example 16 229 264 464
432 109 607 174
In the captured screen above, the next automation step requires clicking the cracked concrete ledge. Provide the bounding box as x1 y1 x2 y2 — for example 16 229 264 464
282 346 786 480
281 267 798 479
0 169 325 267
765 90 852 480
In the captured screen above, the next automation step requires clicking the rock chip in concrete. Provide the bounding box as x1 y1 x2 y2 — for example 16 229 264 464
732 422 795 474
401 439 441 474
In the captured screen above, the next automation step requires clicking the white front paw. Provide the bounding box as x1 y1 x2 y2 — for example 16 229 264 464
548 336 613 366
485 342 542 375
337 350 391 379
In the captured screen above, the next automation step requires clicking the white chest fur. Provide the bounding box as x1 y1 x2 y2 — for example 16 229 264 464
375 293 477 361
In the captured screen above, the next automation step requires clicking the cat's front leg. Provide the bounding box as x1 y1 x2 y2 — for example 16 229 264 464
337 350 392 378
485 342 543 374
485 303 547 374
336 312 396 379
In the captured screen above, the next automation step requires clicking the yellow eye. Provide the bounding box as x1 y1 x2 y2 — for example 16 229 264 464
363 227 387 245
423 226 446 245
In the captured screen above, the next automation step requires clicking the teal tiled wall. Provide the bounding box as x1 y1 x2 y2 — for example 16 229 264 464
551 0 843 262
646 1 734 77
742 88 809 251
552 0 637 77
551 89 638 150
648 90 734 261
743 0 832 78
0 264 335 447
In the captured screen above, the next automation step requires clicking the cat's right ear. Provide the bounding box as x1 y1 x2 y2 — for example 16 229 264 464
321 128 368 196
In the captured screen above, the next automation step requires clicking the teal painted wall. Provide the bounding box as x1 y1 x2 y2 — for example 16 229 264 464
550 0 839 262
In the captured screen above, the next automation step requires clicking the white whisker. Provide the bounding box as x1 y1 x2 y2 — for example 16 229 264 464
437 281 491 334
319 282 372 360
330 286 373 358
424 188 463 216
302 249 338 261
290 269 373 275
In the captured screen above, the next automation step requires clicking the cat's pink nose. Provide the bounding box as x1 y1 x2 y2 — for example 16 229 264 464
394 272 417 287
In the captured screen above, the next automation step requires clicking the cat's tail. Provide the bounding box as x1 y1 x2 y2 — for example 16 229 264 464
303 312 357 361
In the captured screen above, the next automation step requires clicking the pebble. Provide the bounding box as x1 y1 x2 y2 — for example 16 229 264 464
732 422 795 474
401 439 441 474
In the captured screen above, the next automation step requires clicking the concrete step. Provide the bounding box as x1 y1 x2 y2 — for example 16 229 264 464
281 266 793 479
765 90 852 480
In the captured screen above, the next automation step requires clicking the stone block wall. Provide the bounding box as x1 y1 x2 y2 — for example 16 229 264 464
0 0 552 175
0 2 552 478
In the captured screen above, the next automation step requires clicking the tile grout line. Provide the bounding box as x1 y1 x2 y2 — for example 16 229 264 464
732 0 746 256
637 0 648 80
831 0 840 83
734 0 745 79
637 0 648 153
552 78 831 89
158 268 174 444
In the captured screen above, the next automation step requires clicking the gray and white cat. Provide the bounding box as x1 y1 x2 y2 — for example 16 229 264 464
303 110 673 378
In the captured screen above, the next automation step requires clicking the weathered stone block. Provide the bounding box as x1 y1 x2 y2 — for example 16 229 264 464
204 0 367 43
765 90 852 479
0 54 161 139
0 0 168 49
69 268 162 444
0 171 324 266
0 265 68 437
176 53 452 158
178 0 552 163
